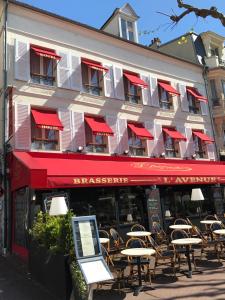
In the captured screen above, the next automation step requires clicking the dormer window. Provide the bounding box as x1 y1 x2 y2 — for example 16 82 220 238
121 18 135 41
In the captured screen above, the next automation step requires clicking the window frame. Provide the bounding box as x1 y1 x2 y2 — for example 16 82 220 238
81 63 104 96
128 125 146 156
163 128 180 158
192 132 207 159
158 82 173 110
85 118 108 153
124 75 142 104
120 18 135 41
187 91 201 114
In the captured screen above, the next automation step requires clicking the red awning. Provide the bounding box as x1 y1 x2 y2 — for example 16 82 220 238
30 46 61 60
85 116 113 136
31 109 63 131
10 151 225 191
124 72 148 88
127 123 153 140
192 131 214 144
158 82 180 96
186 87 207 102
163 128 186 141
81 59 109 72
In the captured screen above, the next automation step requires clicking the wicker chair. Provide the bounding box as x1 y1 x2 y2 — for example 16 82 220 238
174 218 188 225
131 224 146 231
109 228 125 254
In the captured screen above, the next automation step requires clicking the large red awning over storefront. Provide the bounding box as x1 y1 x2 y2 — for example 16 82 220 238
10 151 225 191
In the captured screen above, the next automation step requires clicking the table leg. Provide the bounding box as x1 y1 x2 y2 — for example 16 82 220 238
185 245 192 278
133 257 143 296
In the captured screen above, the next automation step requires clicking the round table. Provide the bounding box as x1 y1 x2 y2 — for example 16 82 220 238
213 229 225 235
126 231 151 238
121 248 155 296
200 220 221 225
169 224 192 230
99 238 110 251
171 238 202 278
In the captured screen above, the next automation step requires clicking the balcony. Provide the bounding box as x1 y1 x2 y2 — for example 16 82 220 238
205 56 225 69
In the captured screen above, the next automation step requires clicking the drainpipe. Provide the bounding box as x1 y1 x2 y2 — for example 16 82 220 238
2 0 9 254
202 65 219 161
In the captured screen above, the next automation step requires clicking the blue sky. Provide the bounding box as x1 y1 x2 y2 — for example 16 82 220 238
19 0 225 45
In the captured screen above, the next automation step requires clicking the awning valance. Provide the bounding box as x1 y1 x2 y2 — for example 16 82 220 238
31 109 64 131
186 87 207 102
81 59 109 72
10 151 225 191
127 123 154 139
163 128 186 141
85 116 113 136
158 82 180 96
30 46 61 60
124 72 148 88
192 131 214 144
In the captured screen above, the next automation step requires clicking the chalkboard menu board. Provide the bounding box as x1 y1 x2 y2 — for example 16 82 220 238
146 188 163 230
71 215 101 259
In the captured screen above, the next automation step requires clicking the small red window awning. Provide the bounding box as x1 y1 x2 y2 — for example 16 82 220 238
186 87 207 102
163 128 186 141
30 46 61 60
158 82 180 96
127 123 154 140
81 58 109 72
31 109 64 131
85 116 113 136
124 72 148 88
192 131 214 144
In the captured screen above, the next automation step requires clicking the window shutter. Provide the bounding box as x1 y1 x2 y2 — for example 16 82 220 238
72 111 85 151
118 118 128 154
150 75 159 107
205 129 216 160
185 127 194 157
70 54 82 91
14 40 30 81
57 51 71 89
141 75 151 105
197 84 209 116
113 66 125 100
58 109 73 151
178 83 189 112
144 120 155 156
14 103 31 150
176 125 187 158
154 123 164 156
104 65 115 98
106 115 119 154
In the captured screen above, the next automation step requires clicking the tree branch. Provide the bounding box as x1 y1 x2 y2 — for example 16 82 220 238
170 0 225 26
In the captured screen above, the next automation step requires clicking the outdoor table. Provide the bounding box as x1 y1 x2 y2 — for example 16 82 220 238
214 229 225 235
169 224 192 230
171 238 202 278
126 231 151 238
200 220 222 225
99 238 110 251
121 248 155 296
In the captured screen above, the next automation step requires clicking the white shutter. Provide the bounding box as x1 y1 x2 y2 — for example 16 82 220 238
154 123 164 156
197 84 209 116
72 111 85 151
185 127 194 157
179 83 189 112
176 125 187 158
141 75 151 105
57 51 71 89
104 65 115 98
14 103 31 150
118 118 128 154
144 120 155 156
150 75 159 107
14 40 30 81
205 129 216 160
113 66 125 100
70 54 82 91
106 115 119 154
59 109 73 151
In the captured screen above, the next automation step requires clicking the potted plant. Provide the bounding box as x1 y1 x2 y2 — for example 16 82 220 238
29 211 88 300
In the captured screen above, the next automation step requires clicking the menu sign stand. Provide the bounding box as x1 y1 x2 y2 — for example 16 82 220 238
71 216 113 300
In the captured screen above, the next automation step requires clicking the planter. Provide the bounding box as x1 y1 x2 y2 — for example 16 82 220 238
29 241 72 300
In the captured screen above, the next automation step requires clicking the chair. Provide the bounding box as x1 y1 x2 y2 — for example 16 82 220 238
204 215 217 220
151 214 160 224
109 228 125 254
99 229 110 251
131 224 146 231
148 236 176 277
174 218 188 225
125 238 152 284
152 222 168 244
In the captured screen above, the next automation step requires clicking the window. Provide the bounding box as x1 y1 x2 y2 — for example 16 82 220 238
128 126 146 156
85 119 108 153
193 132 207 159
210 79 219 106
187 91 201 114
211 46 220 58
120 18 135 41
222 81 225 99
30 47 56 86
158 82 173 110
163 129 180 158
124 75 142 104
81 60 105 96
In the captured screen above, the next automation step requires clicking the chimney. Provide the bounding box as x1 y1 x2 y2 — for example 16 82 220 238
149 37 161 49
